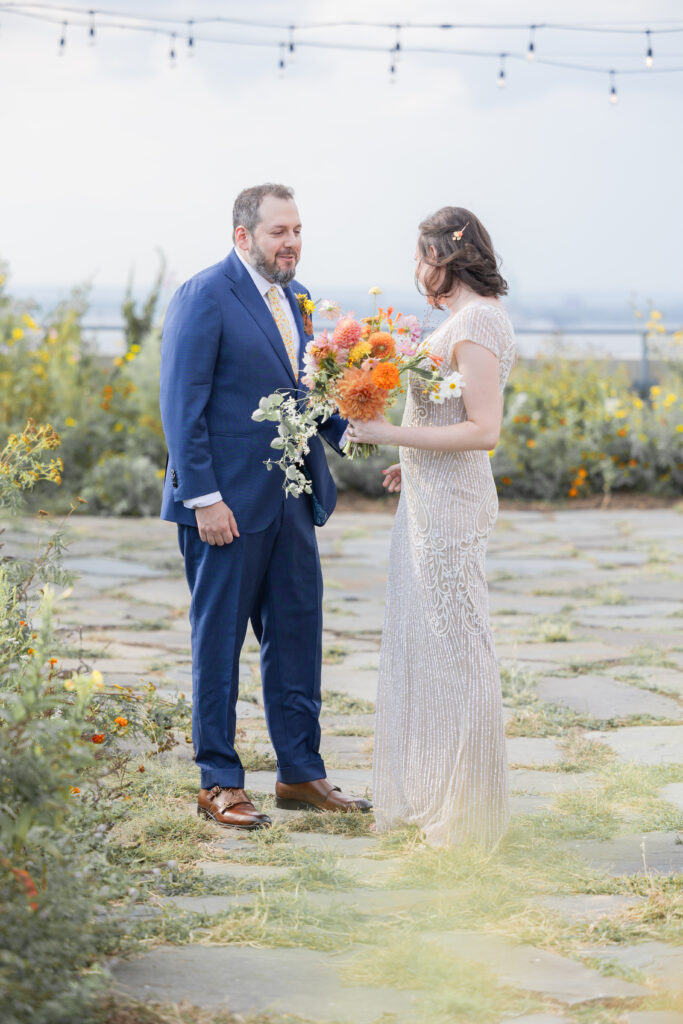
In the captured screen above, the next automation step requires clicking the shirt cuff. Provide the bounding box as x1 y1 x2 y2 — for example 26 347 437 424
183 491 222 509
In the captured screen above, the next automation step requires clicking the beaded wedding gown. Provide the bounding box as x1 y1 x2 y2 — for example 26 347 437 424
373 302 516 847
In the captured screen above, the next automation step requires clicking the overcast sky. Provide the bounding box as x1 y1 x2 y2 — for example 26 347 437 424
1 0 681 307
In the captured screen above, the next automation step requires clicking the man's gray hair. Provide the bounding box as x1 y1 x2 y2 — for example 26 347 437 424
232 183 295 239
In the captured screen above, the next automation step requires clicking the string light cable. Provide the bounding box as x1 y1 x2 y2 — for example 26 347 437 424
1 1 683 97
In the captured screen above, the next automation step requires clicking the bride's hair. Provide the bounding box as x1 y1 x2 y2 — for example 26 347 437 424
416 206 508 308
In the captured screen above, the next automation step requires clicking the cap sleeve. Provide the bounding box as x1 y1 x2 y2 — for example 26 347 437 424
448 305 506 364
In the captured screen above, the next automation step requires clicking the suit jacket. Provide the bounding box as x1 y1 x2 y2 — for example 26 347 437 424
159 249 346 532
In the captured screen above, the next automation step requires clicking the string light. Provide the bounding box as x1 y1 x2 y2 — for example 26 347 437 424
393 25 402 62
187 20 194 57
389 57 397 83
610 69 618 104
527 25 536 61
288 24 295 61
645 29 654 68
87 8 95 45
169 31 176 68
58 18 66 54
498 54 506 87
278 41 285 77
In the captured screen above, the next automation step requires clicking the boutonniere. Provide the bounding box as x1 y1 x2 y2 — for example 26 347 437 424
295 293 316 336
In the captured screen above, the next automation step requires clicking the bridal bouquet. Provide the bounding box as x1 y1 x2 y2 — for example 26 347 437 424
253 297 465 497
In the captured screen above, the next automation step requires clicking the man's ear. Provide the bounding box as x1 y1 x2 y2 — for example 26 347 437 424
234 225 250 251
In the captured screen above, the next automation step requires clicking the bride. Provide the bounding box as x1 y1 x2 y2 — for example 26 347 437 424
346 206 516 847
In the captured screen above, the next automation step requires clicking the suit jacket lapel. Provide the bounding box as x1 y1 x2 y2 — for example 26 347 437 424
222 252 296 384
285 287 311 377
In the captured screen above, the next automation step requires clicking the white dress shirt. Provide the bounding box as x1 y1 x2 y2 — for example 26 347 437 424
183 247 302 510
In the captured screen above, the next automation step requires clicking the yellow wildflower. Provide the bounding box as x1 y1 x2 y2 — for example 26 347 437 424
63 679 75 691
65 417 76 427
368 286 382 296
130 344 141 354
113 423 124 432
113 356 124 367
12 327 23 341
650 386 661 396
650 310 662 320
348 340 372 362
21 313 38 329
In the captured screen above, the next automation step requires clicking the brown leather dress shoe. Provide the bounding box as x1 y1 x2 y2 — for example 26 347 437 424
275 778 372 813
197 786 271 830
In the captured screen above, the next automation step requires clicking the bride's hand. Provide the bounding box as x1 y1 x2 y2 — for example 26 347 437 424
347 416 397 446
382 463 401 492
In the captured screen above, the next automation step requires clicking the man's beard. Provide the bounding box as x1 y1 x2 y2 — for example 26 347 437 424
248 240 298 286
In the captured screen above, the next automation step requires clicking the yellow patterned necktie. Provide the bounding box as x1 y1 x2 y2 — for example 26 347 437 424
266 285 298 379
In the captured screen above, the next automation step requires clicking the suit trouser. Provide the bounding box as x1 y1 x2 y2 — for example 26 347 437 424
178 496 326 789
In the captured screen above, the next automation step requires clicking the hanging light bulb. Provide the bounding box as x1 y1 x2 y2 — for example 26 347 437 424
169 32 177 68
645 29 653 68
288 25 296 62
187 20 194 57
527 25 536 61
498 54 506 88
58 20 67 55
389 59 397 84
278 42 286 78
88 9 96 46
609 70 618 105
393 25 402 62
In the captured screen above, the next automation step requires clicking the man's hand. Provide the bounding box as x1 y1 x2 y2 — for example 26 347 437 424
195 501 240 546
382 463 401 492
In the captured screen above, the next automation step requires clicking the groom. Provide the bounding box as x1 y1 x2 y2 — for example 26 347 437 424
159 183 371 829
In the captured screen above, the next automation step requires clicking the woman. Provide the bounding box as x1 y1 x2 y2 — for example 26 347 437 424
346 207 516 847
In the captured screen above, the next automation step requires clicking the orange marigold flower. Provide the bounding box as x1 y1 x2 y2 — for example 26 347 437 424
114 716 128 727
19 620 27 627
628 459 638 467
501 476 512 486
371 362 400 390
49 657 58 666
332 318 363 349
568 488 578 497
337 368 387 421
26 648 34 656
526 439 536 448
91 734 105 744
617 427 627 437
70 786 80 794
578 467 587 478
367 332 396 359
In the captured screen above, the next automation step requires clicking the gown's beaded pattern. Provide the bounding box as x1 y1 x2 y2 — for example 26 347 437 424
373 302 516 847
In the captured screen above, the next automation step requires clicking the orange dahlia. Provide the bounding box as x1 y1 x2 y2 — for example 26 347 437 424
367 332 396 358
371 362 400 390
333 318 363 349
337 368 387 420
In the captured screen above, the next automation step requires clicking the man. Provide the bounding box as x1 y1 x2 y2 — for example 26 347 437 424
160 183 371 828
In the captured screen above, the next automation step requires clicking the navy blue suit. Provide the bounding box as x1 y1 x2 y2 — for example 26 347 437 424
160 249 346 788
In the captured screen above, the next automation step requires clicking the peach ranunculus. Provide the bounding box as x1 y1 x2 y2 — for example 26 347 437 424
337 368 387 421
367 332 396 359
371 362 400 391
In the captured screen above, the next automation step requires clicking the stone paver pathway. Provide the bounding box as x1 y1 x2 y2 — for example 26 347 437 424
7 503 682 1022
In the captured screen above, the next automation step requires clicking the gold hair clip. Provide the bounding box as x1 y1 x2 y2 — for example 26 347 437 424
452 222 469 241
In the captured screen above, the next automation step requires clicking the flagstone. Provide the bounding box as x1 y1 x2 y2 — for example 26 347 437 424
116 578 191 608
659 783 683 811
586 549 649 566
563 831 683 876
536 894 644 921
419 930 648 1004
286 833 377 855
109 945 417 1022
536 675 681 720
486 556 586 577
195 861 290 880
589 725 683 764
510 794 554 814
625 1013 683 1024
583 941 683 993
501 1016 569 1024
617 667 683 696
245 767 372 796
509 770 598 794
496 641 623 665
578 602 681 621
321 665 378 701
506 737 564 766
